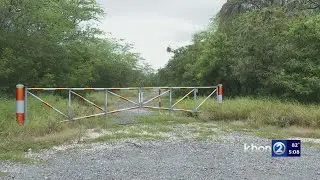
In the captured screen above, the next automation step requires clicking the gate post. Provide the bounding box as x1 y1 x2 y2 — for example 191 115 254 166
139 88 143 108
68 89 72 120
169 88 172 113
104 89 108 127
141 89 144 104
158 88 161 108
16 84 25 125
217 84 223 104
193 88 198 112
138 88 140 105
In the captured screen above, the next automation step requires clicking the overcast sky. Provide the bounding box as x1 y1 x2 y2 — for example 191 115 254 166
97 0 226 69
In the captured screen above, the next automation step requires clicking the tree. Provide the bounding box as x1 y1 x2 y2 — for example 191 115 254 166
0 0 152 93
156 1 320 102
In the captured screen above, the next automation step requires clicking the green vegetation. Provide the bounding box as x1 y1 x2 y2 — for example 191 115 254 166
0 94 112 163
0 153 40 164
0 0 154 94
158 96 320 139
151 96 320 129
184 97 320 128
0 172 9 177
157 1 320 102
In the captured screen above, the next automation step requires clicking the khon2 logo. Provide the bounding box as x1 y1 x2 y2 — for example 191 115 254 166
272 140 301 157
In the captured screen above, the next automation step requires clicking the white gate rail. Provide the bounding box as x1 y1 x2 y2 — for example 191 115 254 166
15 84 223 125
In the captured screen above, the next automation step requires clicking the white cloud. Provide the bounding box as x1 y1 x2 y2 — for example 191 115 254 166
98 0 226 69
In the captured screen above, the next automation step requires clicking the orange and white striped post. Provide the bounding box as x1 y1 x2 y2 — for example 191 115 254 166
217 84 223 104
16 84 25 125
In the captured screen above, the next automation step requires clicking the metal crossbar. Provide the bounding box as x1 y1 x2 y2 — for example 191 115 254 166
172 89 195 107
71 91 105 112
108 91 139 106
196 89 217 110
27 91 69 118
143 90 170 105
15 85 223 125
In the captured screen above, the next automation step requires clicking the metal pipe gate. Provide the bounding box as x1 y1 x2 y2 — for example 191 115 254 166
15 84 223 125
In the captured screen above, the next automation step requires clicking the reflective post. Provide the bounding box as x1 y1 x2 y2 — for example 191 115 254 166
217 84 223 104
16 84 25 125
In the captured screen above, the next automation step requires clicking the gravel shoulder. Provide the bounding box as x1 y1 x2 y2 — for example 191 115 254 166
1 129 320 180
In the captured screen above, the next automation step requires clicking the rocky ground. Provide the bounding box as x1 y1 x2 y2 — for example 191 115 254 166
1 125 320 180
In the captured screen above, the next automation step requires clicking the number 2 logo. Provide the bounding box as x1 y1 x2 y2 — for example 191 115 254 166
273 142 286 155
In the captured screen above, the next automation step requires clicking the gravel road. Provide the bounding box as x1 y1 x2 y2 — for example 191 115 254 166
1 132 320 180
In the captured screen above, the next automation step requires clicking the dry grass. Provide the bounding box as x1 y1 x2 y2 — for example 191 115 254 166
0 92 126 162
180 97 320 128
